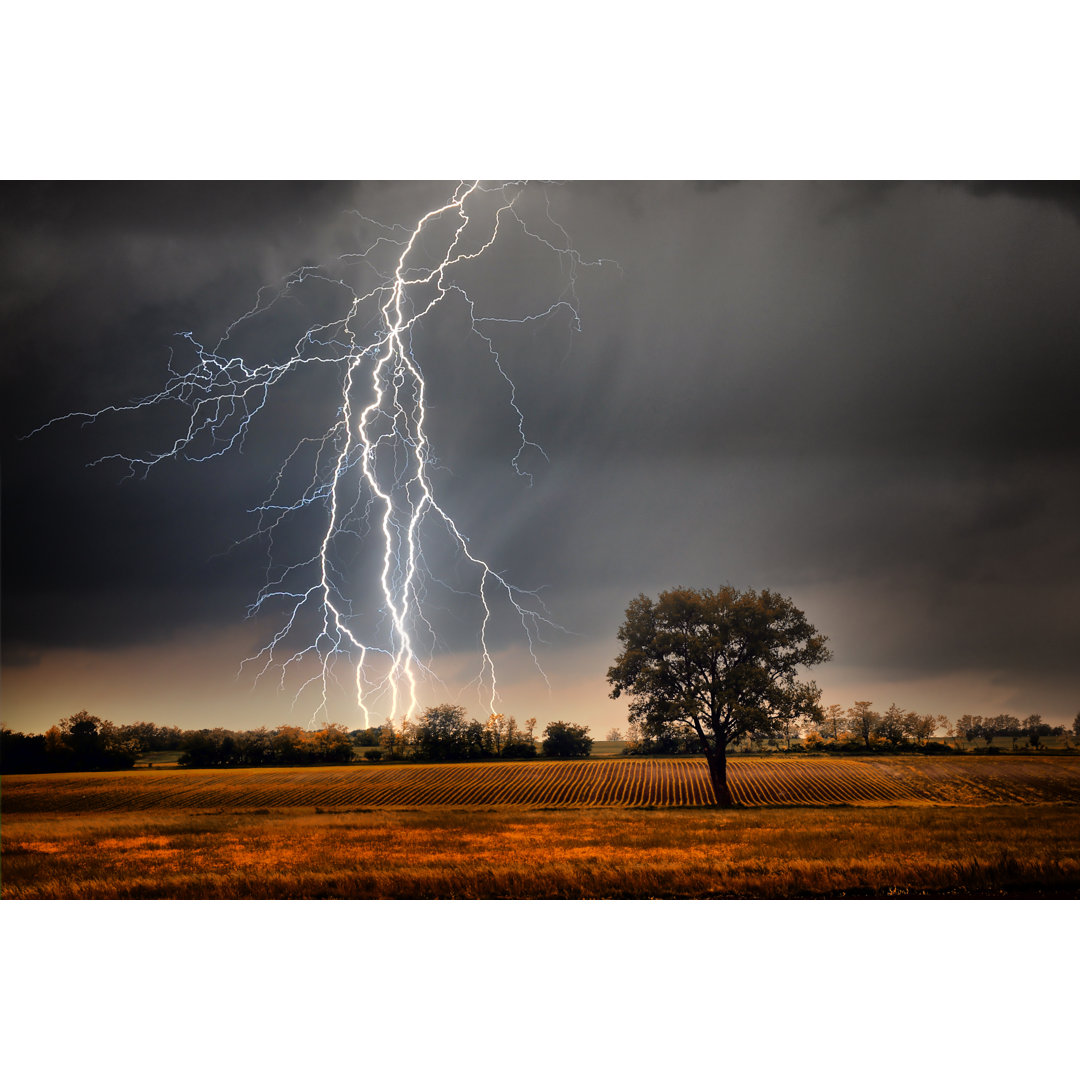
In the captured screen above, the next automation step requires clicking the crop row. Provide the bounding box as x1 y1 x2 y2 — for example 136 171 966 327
5 755 1079 814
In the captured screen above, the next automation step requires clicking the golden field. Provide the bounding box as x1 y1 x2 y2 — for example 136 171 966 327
4 754 1080 812
3 804 1078 899
3 756 1078 899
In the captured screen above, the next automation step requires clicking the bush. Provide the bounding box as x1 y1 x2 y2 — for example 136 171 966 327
541 721 593 758
918 741 958 754
363 749 383 761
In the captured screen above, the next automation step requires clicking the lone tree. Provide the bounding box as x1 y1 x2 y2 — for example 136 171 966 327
606 586 831 806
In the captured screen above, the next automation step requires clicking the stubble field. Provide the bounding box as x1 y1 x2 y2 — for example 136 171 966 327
3 756 1078 899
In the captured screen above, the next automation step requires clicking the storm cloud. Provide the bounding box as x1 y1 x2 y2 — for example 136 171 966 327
3 181 1078 730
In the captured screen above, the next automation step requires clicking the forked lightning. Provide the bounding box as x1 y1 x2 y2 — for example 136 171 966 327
32 181 609 725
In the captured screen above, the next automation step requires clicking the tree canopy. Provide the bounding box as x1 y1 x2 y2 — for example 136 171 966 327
606 586 831 804
541 721 593 758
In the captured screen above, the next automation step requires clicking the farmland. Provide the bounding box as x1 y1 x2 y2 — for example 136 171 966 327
3 756 1078 899
5 754 1080 814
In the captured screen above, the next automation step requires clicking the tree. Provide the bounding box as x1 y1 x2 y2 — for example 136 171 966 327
350 727 382 748
606 586 830 806
877 703 912 747
606 727 624 742
982 714 1020 746
541 721 593 758
414 704 469 760
819 704 844 741
48 710 136 770
915 714 946 745
1 726 51 773
307 723 354 763
379 718 400 758
845 701 880 750
484 713 509 756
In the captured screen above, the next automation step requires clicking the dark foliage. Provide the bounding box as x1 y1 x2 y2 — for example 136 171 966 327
542 721 593 758
177 724 354 768
1 711 137 773
349 728 382 747
607 586 830 804
1 729 51 773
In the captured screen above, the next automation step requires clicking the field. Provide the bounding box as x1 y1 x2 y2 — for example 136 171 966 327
3 755 1078 899
4 754 1080 812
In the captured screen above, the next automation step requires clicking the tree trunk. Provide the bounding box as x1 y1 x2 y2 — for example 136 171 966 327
706 749 733 807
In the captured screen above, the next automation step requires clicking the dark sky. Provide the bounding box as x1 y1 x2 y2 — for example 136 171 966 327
3 180 1079 732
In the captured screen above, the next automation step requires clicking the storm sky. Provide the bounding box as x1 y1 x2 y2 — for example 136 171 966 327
3 180 1079 733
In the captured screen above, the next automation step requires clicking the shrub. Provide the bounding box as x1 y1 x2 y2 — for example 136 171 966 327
919 741 958 755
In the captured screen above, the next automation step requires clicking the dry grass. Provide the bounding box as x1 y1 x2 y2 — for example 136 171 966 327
3 804 1078 899
5 757 1077 899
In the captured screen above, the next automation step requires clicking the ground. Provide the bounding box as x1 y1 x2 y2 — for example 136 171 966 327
3 755 1078 899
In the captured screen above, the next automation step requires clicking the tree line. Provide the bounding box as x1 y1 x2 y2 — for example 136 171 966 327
1 708 595 773
0 712 356 772
1 711 158 772
350 707 593 762
806 703 1069 750
952 713 1070 748
616 702 1075 755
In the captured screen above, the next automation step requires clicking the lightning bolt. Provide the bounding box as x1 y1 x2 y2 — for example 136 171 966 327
31 181 612 726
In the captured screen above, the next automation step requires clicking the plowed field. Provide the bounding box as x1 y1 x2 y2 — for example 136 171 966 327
4 755 1079 813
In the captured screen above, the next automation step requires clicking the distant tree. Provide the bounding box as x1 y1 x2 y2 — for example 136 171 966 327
484 713 512 756
379 718 400 758
118 721 182 753
239 727 273 766
877 704 911 747
350 727 382 747
501 717 539 758
606 728 623 742
1021 714 1056 748
607 586 830 804
1074 712 1080 739
48 711 136 770
999 714 1023 740
982 714 1020 745
179 729 226 768
956 715 981 744
541 721 593 758
819 704 845 741
0 726 51 773
629 723 701 755
63 711 104 760
307 723 354 763
465 719 488 758
269 725 307 765
910 714 942 745
846 701 880 749
414 704 469 760
179 723 355 767
779 713 800 749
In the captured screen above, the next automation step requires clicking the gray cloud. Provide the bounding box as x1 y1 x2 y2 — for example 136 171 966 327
3 181 1078 720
